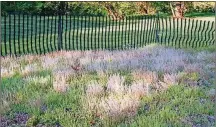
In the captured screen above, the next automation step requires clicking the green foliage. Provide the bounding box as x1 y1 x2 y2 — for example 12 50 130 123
1 2 44 15
118 2 139 15
68 2 107 16
1 2 215 16
151 2 170 13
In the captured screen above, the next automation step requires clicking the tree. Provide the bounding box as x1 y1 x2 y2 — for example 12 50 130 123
174 2 186 18
99 2 123 20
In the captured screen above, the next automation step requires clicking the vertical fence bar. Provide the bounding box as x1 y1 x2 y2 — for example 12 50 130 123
137 16 140 47
58 14 62 51
124 17 127 49
171 18 175 47
189 19 195 47
175 18 179 48
150 16 154 44
34 15 38 54
141 16 145 47
208 22 214 46
164 18 168 46
18 14 21 54
9 14 12 55
115 19 117 49
105 16 107 49
46 15 50 52
39 15 42 54
76 15 79 50
80 15 83 50
102 16 104 50
185 19 190 47
108 16 111 50
148 16 152 45
167 17 172 46
128 16 131 48
135 16 138 47
54 15 57 50
132 16 135 48
154 15 158 43
159 18 165 45
139 16 143 46
1 16 4 56
151 15 155 43
118 18 121 49
128 16 130 48
211 22 215 45
43 15 46 54
95 16 98 50
98 16 101 49
203 21 209 47
121 17 124 49
50 15 53 52
26 14 29 53
69 15 71 50
14 14 16 55
143 16 147 46
196 20 202 47
188 19 193 47
153 15 157 43
192 20 198 48
179 18 182 48
182 18 187 47
156 14 160 44
147 16 151 45
65 14 68 50
30 15 33 53
84 15 87 50
4 15 7 55
22 14 25 54
198 20 203 47
141 16 146 47
73 15 76 50
124 16 127 49
91 16 94 50
111 17 114 50
63 14 68 50
87 15 90 50
61 15 64 49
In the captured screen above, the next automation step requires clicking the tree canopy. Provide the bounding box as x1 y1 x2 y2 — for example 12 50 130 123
2 1 215 18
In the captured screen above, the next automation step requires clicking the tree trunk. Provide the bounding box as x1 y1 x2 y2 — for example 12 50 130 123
173 2 185 18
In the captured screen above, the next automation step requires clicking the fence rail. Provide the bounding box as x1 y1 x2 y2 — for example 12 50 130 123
1 14 215 56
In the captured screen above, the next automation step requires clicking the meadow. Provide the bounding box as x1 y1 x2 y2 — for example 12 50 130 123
1 44 215 126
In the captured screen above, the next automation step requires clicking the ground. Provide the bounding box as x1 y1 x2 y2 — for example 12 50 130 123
0 44 215 127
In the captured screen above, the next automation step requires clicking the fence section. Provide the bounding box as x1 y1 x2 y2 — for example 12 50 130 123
1 14 215 56
157 17 215 48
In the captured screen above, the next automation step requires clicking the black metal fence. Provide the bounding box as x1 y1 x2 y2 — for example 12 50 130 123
1 14 215 56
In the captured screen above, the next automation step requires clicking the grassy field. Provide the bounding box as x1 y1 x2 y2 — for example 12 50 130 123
1 44 215 126
1 15 215 56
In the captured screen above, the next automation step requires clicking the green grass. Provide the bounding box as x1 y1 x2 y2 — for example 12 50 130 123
185 12 215 18
1 44 215 126
159 12 215 18
1 72 215 126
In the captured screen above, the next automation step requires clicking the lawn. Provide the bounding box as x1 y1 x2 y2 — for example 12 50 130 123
0 44 215 126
